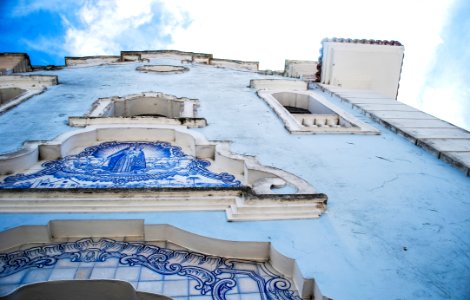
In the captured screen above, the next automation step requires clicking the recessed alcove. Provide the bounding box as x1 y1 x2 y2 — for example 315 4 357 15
69 92 206 127
135 65 189 74
274 91 349 128
257 88 380 134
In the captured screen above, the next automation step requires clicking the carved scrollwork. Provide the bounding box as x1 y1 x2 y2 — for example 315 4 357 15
0 239 301 300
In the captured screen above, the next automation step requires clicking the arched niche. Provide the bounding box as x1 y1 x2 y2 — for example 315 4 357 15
0 221 330 300
0 125 326 221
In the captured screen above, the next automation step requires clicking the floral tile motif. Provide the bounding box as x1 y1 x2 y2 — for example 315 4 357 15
0 239 301 300
0 141 241 189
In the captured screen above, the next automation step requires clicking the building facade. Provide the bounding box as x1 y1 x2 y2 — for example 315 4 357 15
0 40 469 299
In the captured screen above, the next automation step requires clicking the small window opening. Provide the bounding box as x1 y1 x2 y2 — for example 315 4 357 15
258 90 379 134
283 106 311 114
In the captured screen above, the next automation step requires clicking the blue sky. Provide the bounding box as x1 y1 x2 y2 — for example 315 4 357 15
0 0 69 65
0 0 469 130
0 0 187 65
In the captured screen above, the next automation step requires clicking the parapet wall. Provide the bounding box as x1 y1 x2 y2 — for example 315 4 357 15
0 53 32 75
63 50 259 71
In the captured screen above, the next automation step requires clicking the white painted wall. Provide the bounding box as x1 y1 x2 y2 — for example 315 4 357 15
321 42 404 99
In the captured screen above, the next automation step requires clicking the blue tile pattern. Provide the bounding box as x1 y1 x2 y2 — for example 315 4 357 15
0 239 300 300
0 141 241 188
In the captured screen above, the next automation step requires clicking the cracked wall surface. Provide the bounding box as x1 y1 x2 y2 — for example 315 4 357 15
0 56 469 299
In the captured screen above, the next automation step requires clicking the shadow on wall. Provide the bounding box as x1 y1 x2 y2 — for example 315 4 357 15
0 280 171 300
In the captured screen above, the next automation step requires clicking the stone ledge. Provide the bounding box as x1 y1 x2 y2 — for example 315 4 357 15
318 83 470 176
0 75 59 114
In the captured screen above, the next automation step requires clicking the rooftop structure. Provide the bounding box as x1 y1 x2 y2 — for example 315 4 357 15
0 40 469 300
0 53 32 75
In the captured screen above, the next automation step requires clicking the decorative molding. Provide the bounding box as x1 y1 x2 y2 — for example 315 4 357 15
0 125 327 220
0 125 317 194
321 37 402 46
68 92 206 128
0 221 330 299
250 79 307 91
63 50 258 71
0 238 301 300
135 65 189 74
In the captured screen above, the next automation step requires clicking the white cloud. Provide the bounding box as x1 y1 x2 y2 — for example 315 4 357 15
64 0 153 55
419 85 468 129
167 0 452 72
62 0 189 56
21 0 466 130
414 34 470 131
164 0 466 130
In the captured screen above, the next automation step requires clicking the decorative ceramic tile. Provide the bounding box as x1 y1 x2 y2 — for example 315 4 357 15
22 268 51 283
114 266 141 281
237 293 263 300
237 277 261 294
137 281 164 294
162 279 189 297
0 239 301 300
0 270 26 284
94 257 119 267
0 285 18 296
89 267 116 279
74 267 92 279
139 266 164 281
48 268 77 280
0 141 241 189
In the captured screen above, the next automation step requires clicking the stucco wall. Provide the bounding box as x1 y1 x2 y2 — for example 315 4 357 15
0 58 469 299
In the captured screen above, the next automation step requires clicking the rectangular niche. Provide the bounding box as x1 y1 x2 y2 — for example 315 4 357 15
258 90 379 134
69 92 207 128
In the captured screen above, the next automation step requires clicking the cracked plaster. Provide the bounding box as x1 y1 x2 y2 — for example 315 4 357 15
0 58 469 299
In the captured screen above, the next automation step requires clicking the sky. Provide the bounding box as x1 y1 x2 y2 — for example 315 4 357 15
0 0 469 131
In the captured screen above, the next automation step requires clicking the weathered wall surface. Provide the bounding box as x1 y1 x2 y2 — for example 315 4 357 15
0 58 469 299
